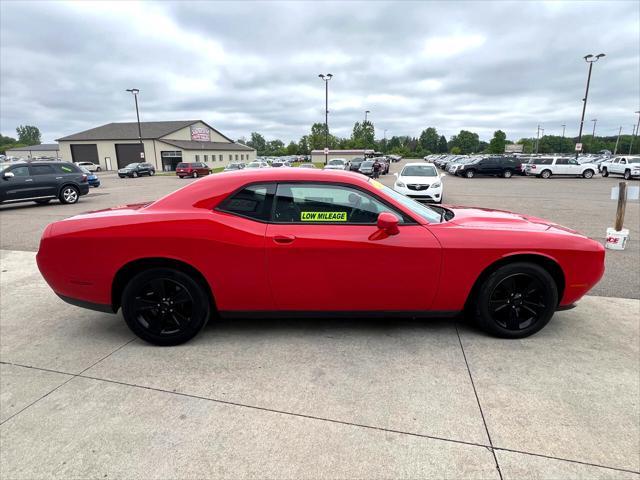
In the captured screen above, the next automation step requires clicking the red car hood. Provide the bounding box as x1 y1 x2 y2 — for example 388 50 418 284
445 205 580 234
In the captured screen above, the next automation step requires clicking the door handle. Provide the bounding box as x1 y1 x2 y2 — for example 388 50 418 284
273 234 296 244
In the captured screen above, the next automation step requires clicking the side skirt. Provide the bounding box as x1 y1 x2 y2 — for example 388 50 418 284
219 310 461 320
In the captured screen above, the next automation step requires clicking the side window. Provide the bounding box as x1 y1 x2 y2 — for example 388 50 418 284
217 184 275 222
273 183 399 224
568 159 578 165
10 166 29 177
29 165 55 175
621 159 627 164
52 164 79 174
556 158 568 165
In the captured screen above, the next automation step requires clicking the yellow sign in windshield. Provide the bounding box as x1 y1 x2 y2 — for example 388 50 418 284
301 211 347 222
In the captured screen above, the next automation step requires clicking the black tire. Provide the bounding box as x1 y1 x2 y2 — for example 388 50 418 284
583 169 594 179
473 262 558 339
34 199 51 205
601 168 609 177
465 169 475 178
192 171 198 178
540 169 552 179
503 170 513 178
624 169 631 180
121 268 210 346
59 185 79 204
96 167 102 172
149 170 155 176
132 171 138 178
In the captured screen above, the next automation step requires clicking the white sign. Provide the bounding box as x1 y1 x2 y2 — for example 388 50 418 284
575 143 583 152
191 126 211 142
611 186 640 200
323 147 329 154
505 144 524 153
139 152 145 159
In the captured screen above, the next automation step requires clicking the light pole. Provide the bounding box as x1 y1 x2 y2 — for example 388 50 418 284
591 118 598 138
561 124 566 153
576 53 605 159
364 110 370 123
126 88 145 161
535 125 541 154
318 74 333 165
630 111 640 155
384 129 387 153
614 126 622 155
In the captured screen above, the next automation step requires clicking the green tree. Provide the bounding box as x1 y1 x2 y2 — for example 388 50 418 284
438 135 448 153
247 132 267 155
298 135 310 155
16 125 41 145
487 130 507 153
265 139 285 156
351 120 375 149
309 122 337 150
285 141 298 155
418 127 439 153
449 130 480 154
450 146 461 154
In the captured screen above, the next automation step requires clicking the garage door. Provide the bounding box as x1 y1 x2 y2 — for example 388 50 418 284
70 144 99 164
115 144 144 169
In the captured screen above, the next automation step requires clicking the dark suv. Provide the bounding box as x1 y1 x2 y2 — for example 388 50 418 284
0 161 90 205
455 156 522 178
118 162 156 178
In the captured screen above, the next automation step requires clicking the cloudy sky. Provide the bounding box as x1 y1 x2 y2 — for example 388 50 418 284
1 1 638 144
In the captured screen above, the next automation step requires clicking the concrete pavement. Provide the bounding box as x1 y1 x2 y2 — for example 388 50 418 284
1 249 638 479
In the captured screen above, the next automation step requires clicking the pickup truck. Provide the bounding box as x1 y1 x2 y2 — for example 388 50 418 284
600 156 640 180
525 156 598 179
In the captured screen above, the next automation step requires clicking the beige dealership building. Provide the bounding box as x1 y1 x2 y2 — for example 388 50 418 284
57 120 256 171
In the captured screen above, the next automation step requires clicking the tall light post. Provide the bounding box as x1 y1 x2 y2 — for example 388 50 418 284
630 111 640 155
561 124 566 153
384 129 388 153
613 126 622 155
318 74 333 165
591 118 598 138
364 110 370 123
576 53 605 159
535 124 541 154
126 88 145 161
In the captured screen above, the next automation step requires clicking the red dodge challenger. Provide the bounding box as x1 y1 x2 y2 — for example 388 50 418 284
37 169 605 345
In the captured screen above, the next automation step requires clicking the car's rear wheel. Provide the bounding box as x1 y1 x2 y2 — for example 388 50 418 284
192 171 198 178
132 171 138 178
474 262 557 338
149 170 155 176
583 169 594 179
96 167 102 172
34 199 51 205
465 169 475 178
624 169 631 180
601 168 609 177
59 186 79 204
121 268 210 346
540 169 552 179
503 170 513 178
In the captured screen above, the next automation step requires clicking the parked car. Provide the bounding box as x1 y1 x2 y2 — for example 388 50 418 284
223 163 245 172
324 158 349 170
358 160 375 176
600 156 640 179
349 157 365 172
176 162 210 178
455 156 522 178
75 161 102 172
245 161 271 169
524 157 597 179
118 162 156 178
36 168 605 345
79 166 100 187
393 163 443 203
1 161 89 205
271 160 292 168
298 163 316 168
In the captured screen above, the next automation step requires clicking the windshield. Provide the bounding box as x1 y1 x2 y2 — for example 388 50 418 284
628 158 640 164
361 161 373 167
328 159 345 165
401 165 437 177
371 179 442 223
177 163 188 168
124 163 139 168
247 162 260 167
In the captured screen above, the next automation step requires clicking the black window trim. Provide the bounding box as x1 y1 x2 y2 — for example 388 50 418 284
215 180 418 226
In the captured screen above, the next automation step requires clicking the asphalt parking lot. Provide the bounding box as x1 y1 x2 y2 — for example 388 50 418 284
1 161 639 479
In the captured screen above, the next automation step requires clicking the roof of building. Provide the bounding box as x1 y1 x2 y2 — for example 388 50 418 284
159 139 255 152
5 143 59 151
57 120 234 143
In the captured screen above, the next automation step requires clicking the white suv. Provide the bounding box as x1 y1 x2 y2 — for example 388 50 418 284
525 156 598 179
600 156 640 180
393 163 443 203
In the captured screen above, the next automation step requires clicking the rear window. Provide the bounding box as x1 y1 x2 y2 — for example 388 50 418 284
218 184 276 221
30 165 55 175
52 163 80 174
530 158 553 165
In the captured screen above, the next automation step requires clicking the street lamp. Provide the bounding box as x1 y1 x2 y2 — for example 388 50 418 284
384 129 388 153
630 111 640 154
561 124 566 153
126 88 145 161
318 74 333 165
364 110 370 123
535 125 542 154
576 53 605 159
591 118 598 138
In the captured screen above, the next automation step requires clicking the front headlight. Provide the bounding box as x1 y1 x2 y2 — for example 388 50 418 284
432 182 441 188
396 181 406 188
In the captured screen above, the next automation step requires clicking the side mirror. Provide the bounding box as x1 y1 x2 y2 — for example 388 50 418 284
377 212 400 235
3 172 14 179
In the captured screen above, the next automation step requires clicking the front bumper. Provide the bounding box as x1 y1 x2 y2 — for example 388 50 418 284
393 183 442 201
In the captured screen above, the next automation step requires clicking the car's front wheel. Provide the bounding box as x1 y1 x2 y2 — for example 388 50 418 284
59 186 79 204
132 171 138 178
192 171 198 178
465 169 475 178
96 167 102 172
503 170 513 178
149 170 155 176
121 268 210 346
601 168 609 177
540 169 552 179
624 169 631 180
474 262 558 338
583 169 594 179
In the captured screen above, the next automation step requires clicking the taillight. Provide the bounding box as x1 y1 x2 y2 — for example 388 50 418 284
81 174 88 182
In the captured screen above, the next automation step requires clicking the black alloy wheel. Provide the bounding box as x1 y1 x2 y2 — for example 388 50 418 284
503 170 513 178
132 171 138 178
465 169 475 178
121 268 210 345
474 262 557 338
624 170 631 180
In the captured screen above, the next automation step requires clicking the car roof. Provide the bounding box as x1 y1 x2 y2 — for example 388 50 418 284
403 162 436 167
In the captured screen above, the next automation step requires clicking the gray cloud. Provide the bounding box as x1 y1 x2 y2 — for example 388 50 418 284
1 0 638 143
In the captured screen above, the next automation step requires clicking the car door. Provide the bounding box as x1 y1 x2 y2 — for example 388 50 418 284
265 182 442 312
553 158 569 175
1 165 34 201
28 164 59 197
566 158 581 176
479 158 497 175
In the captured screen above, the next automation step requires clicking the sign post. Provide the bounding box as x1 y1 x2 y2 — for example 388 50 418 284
575 143 582 152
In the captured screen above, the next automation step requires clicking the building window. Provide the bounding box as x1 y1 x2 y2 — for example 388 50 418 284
204 155 208 161
219 155 223 161
229 154 232 161
195 155 200 161
235 154 239 161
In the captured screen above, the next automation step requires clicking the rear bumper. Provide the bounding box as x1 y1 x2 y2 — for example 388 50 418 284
57 294 115 313
79 184 90 195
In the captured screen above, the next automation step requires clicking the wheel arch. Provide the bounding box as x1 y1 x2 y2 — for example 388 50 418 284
57 182 80 196
111 257 215 312
464 253 565 311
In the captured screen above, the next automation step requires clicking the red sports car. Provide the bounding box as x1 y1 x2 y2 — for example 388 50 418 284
37 169 605 345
